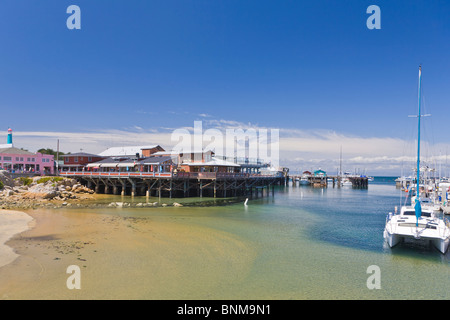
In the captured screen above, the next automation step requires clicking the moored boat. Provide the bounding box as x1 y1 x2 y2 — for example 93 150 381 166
384 66 450 254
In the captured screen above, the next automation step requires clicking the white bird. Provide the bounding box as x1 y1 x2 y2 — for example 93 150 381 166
244 198 248 206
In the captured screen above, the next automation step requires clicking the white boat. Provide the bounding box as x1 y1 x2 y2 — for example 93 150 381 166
299 177 310 185
411 187 441 213
438 182 450 214
384 206 450 253
341 178 352 187
341 172 353 186
299 171 311 185
384 66 450 254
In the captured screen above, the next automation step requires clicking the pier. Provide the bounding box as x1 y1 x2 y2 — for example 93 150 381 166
290 175 369 188
59 171 287 198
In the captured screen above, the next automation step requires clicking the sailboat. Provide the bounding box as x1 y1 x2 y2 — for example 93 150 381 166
384 66 450 254
338 146 352 186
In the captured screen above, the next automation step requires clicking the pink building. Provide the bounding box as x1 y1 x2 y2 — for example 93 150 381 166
0 128 54 175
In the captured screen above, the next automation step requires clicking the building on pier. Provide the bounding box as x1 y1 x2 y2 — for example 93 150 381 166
85 156 174 174
180 157 240 173
60 152 105 172
99 145 165 159
58 144 288 198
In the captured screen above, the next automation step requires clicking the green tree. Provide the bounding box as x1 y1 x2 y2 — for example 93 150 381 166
37 148 66 157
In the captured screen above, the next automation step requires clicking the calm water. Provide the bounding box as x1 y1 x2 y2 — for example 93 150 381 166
93 176 449 299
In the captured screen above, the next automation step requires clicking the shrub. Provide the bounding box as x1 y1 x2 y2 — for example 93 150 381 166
18 177 33 186
36 176 64 184
0 180 3 190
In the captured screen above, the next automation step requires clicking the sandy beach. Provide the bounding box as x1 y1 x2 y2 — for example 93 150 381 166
0 210 34 269
0 207 256 300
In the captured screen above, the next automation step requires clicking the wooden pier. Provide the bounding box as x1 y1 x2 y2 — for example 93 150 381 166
290 175 369 188
59 171 287 198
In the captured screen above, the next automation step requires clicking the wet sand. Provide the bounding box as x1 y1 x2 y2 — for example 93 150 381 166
0 208 257 300
0 210 34 269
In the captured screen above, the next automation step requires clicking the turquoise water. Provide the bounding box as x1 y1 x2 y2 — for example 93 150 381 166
107 176 449 299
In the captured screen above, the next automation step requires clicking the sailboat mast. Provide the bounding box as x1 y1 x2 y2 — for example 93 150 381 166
414 66 423 227
416 66 422 195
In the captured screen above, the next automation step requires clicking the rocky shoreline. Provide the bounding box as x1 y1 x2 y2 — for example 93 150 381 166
0 170 96 210
0 170 188 210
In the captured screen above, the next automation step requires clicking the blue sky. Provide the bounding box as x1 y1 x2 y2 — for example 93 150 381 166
1 1 450 174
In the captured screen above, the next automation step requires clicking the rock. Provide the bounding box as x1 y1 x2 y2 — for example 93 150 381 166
173 202 183 207
5 189 15 197
62 202 68 206
65 186 72 192
115 202 123 208
43 190 58 199
162 203 167 207
136 203 143 207
32 176 42 184
0 170 15 188
27 183 60 200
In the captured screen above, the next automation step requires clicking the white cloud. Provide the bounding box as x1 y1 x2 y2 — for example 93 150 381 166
5 119 450 176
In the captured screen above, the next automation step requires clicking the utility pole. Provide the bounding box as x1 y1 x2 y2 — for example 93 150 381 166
56 139 60 175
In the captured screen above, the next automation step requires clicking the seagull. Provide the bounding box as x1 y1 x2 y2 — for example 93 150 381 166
244 198 248 206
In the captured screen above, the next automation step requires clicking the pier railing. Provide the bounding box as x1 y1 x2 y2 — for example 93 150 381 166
59 171 282 179
59 171 172 178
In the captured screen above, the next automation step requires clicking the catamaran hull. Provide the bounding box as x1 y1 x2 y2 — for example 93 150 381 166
383 229 401 248
384 229 449 254
431 237 449 254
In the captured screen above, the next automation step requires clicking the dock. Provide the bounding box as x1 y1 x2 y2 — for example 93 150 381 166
289 175 369 188
59 171 287 198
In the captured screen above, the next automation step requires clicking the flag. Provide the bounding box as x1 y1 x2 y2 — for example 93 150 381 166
414 200 422 227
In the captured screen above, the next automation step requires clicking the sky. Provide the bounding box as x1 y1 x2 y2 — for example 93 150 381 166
1 0 450 175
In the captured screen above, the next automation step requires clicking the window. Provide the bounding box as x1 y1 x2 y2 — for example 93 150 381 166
3 156 11 161
27 158 30 161
65 157 69 162
74 157 78 162
20 157 23 161
16 157 19 161
31 158 35 162
88 157 92 161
